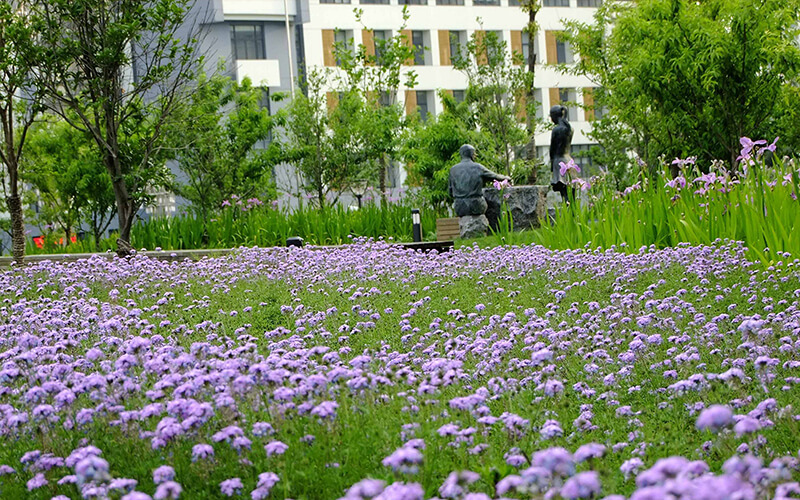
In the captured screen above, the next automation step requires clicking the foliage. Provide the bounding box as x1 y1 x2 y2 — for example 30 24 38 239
330 8 418 196
26 0 203 253
535 142 800 264
562 0 800 176
280 69 364 209
0 1 41 263
168 71 281 239
21 117 117 250
452 26 534 177
2 238 800 498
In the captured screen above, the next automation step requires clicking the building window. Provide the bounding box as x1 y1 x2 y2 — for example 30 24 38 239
412 31 426 65
230 24 265 60
556 39 573 64
571 144 598 174
416 91 430 120
508 0 520 5
321 0 351 4
334 30 353 66
473 0 500 5
558 88 577 121
544 0 569 5
521 32 530 63
399 0 427 4
452 89 465 103
577 0 601 6
486 30 503 61
362 0 390 3
373 30 389 63
436 0 464 4
449 31 466 62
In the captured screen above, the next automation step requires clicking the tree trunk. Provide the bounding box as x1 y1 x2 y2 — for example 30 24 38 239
110 173 136 257
524 6 538 170
379 154 388 205
93 216 102 252
6 195 25 265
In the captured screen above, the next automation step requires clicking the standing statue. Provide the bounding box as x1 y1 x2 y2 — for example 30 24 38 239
448 144 510 217
549 105 574 203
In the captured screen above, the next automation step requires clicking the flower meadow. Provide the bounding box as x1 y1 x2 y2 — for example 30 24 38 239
1 240 799 499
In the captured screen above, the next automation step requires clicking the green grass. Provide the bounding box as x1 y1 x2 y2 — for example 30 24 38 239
0 244 798 498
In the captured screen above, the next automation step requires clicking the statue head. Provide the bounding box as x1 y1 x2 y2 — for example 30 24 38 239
550 105 566 124
459 144 477 161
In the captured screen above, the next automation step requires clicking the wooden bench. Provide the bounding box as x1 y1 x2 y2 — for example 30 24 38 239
399 241 454 252
436 217 460 241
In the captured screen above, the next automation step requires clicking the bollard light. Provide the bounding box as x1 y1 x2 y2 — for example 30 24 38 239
411 208 422 242
286 237 304 248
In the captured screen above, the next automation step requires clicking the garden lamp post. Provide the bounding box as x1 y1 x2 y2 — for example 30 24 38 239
351 180 368 209
411 208 422 242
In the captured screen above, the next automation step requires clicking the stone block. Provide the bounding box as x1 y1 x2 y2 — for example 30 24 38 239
459 214 489 239
484 185 552 232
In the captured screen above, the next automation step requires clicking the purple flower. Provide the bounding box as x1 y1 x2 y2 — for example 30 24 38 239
373 482 424 500
192 444 214 462
27 473 48 491
345 478 386 498
153 465 175 485
382 446 423 474
696 405 734 432
733 416 761 436
439 470 480 498
264 441 288 457
559 159 581 178
220 478 244 497
75 455 110 486
154 481 182 500
574 443 606 463
561 471 601 499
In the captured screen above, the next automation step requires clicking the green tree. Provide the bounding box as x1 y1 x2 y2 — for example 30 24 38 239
0 1 41 263
281 69 363 209
329 8 417 200
519 0 541 164
562 0 800 175
452 26 532 178
26 0 203 255
21 117 117 250
169 71 280 242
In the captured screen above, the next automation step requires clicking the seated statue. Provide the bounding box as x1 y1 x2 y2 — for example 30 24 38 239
448 144 510 217
549 105 574 202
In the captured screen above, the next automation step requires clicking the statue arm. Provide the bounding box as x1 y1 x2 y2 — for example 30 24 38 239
479 164 510 182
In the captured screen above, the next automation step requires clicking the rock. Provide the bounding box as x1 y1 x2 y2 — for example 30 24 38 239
484 185 552 232
459 214 489 239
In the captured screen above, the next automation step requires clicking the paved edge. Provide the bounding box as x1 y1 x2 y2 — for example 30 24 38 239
0 241 455 267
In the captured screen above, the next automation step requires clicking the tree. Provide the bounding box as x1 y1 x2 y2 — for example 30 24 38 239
518 0 541 164
21 117 117 250
26 0 204 255
452 27 531 178
0 1 40 264
169 71 280 241
562 0 800 175
281 69 363 209
332 8 418 199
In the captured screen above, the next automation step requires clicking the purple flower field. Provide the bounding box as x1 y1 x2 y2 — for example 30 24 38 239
1 240 799 499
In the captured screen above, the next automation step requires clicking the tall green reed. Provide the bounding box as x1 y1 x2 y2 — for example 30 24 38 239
534 151 800 264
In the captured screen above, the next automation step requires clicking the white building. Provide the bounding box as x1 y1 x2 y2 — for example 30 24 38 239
182 0 604 207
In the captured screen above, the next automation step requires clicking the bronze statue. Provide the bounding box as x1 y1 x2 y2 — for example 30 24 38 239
448 144 510 217
549 105 573 202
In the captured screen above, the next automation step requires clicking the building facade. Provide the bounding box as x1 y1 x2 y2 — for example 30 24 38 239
200 0 602 200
